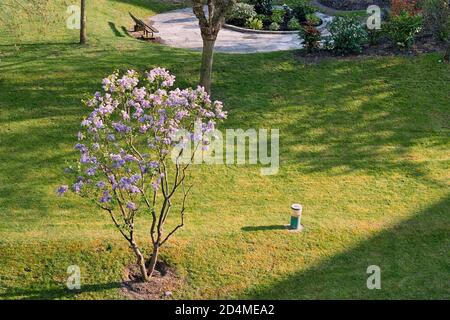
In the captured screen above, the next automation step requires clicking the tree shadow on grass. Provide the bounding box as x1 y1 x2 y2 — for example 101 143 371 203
242 225 287 232
0 282 123 300
213 53 450 189
242 195 450 299
110 0 187 14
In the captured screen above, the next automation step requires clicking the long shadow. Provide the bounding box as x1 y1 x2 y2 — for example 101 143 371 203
243 196 450 299
110 0 188 13
242 225 287 232
0 282 122 300
121 26 133 37
108 22 125 37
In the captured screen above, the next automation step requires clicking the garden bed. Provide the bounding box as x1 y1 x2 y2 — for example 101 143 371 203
226 2 326 32
224 14 328 34
296 33 447 63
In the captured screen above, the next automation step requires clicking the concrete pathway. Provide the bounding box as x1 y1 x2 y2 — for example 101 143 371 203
149 8 333 54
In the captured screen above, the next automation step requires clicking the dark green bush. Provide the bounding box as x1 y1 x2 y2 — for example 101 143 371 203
250 0 273 16
288 18 301 30
422 0 450 41
271 9 284 24
281 4 294 30
291 0 316 23
365 26 384 45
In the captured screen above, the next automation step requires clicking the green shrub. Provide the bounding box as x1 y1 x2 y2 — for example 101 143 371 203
271 9 284 24
246 17 264 30
365 26 384 46
422 0 450 41
281 4 294 30
227 3 257 27
300 24 322 52
326 16 368 53
384 12 423 47
291 1 316 23
269 22 280 31
250 0 273 16
287 18 301 30
305 13 320 26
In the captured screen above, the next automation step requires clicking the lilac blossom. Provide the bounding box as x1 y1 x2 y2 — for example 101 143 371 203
57 185 68 196
73 181 84 193
146 67 175 88
126 202 137 211
96 181 106 189
100 190 112 203
112 122 131 134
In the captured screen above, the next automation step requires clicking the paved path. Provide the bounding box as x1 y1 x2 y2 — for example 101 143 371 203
149 8 332 54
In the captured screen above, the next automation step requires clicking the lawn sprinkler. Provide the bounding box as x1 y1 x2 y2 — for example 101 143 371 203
289 203 303 232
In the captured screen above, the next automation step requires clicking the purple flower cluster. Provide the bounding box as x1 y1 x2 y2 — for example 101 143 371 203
59 68 227 211
115 175 141 194
146 67 175 88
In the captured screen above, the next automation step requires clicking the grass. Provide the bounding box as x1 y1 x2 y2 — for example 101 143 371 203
0 0 449 300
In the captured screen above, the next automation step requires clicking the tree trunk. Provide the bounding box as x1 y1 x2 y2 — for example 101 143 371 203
146 245 159 278
444 40 450 63
131 244 149 282
200 37 216 94
80 0 87 45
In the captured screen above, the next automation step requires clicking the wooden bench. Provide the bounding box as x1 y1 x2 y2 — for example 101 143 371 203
129 12 159 39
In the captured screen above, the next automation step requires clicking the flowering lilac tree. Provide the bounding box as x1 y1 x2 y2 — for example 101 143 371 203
59 68 227 281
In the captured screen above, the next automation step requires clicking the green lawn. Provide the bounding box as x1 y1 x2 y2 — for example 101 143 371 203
0 0 449 300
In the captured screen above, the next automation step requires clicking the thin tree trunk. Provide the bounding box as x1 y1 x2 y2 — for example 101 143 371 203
444 40 450 62
146 245 159 278
80 0 87 45
200 37 216 94
131 243 149 282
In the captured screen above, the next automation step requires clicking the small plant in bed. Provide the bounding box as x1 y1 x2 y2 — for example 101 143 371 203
383 0 424 49
288 17 302 30
269 22 280 31
384 11 423 48
300 22 322 52
246 16 264 30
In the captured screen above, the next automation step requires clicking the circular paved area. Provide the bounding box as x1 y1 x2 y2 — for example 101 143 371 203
150 8 332 54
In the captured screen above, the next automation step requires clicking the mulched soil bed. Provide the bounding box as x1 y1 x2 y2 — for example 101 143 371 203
296 33 447 64
121 261 183 300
